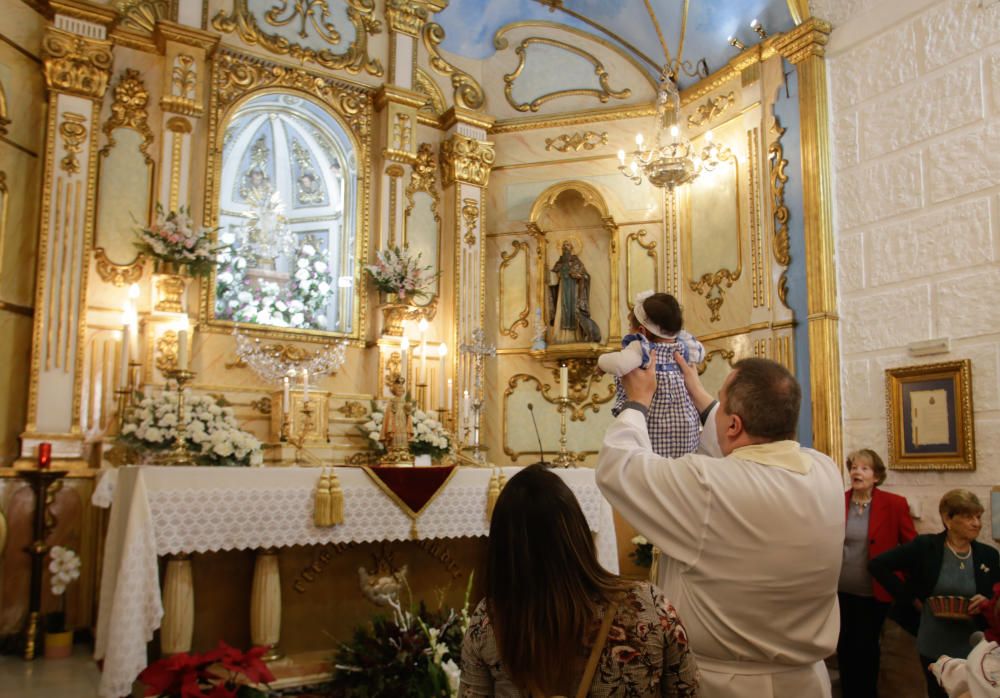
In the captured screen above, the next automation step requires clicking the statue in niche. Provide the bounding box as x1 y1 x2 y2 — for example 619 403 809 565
380 375 413 463
547 241 601 344
239 136 273 203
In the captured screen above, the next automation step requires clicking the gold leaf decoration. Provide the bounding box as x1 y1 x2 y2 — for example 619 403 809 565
544 131 608 153
212 0 384 77
422 22 485 111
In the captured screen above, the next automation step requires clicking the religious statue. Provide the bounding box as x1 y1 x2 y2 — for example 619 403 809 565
547 241 602 343
380 375 413 464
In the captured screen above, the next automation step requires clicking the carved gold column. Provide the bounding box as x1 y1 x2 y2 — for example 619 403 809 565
375 85 423 251
385 0 445 88
440 108 495 439
773 18 842 464
19 0 115 466
154 22 218 213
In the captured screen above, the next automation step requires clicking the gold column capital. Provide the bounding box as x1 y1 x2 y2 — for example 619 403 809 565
772 16 831 64
441 106 495 133
42 27 113 100
154 20 222 52
374 84 426 111
440 133 495 188
386 0 435 36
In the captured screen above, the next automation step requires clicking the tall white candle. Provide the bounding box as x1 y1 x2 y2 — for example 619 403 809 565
463 389 471 422
437 343 447 409
418 318 429 385
400 336 409 381
282 376 290 412
560 365 568 399
447 378 453 411
118 324 129 388
176 329 188 371
302 368 310 399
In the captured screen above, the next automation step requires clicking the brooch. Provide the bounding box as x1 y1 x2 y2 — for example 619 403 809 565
981 564 990 573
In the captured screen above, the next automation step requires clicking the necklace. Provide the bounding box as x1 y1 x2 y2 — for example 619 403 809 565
946 540 972 569
851 494 871 514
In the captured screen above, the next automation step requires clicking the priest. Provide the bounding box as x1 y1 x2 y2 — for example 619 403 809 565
596 353 843 697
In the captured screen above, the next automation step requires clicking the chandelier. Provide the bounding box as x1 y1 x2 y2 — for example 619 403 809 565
232 326 346 384
240 190 297 260
617 68 730 189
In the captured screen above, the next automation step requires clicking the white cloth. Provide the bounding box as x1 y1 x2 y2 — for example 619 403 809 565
91 465 617 698
932 640 1000 698
596 407 844 698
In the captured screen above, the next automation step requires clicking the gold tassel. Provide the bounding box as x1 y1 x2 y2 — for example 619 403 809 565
314 468 331 527
328 469 344 525
486 470 500 522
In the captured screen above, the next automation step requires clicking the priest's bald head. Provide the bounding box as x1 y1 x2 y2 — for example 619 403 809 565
714 358 801 455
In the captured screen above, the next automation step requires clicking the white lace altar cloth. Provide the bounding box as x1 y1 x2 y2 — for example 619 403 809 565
92 465 617 698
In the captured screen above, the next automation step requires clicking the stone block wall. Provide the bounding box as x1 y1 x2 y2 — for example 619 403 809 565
826 0 1000 535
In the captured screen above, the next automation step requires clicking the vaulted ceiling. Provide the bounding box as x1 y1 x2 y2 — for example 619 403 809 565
434 0 796 89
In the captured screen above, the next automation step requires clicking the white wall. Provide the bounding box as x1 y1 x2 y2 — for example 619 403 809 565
826 0 1000 534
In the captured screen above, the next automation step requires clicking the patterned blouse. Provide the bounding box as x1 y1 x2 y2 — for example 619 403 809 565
459 581 699 697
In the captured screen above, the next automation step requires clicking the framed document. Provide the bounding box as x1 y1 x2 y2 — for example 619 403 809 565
885 360 975 471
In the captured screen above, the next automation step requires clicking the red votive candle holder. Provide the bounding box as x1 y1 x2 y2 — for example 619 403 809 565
38 442 52 470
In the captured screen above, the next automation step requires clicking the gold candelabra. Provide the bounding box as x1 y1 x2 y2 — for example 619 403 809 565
161 369 196 465
285 398 317 464
551 397 577 468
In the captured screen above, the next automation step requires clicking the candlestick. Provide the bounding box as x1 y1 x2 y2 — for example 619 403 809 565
282 376 290 412
161 368 196 465
437 343 447 409
552 397 577 468
177 329 188 371
447 378 453 411
559 364 568 399
399 336 409 382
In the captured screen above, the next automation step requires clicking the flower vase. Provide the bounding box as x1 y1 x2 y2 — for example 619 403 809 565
380 294 410 337
153 260 190 314
43 630 73 659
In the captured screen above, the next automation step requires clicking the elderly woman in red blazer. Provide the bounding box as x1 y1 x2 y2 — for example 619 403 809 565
837 448 917 698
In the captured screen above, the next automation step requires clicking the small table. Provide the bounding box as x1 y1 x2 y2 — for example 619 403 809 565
92 465 617 698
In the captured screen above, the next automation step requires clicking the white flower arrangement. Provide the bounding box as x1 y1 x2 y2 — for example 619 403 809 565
365 246 435 301
136 204 222 277
359 401 451 461
48 546 81 596
215 234 333 330
120 389 263 467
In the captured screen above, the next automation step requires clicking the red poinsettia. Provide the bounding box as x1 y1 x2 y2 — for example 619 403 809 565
139 642 275 698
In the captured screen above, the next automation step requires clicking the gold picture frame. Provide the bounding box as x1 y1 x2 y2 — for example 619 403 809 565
885 359 975 471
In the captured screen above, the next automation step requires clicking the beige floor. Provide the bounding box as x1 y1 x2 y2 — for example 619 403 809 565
0 644 102 698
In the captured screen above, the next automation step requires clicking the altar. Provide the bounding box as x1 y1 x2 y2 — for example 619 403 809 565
91 465 617 698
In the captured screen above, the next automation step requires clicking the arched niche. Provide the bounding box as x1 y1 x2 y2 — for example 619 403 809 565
526 181 621 352
205 87 368 339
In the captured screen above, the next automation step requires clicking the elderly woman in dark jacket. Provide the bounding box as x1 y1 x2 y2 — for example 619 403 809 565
869 489 1000 698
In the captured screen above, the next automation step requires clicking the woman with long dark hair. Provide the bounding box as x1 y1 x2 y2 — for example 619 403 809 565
459 465 698 697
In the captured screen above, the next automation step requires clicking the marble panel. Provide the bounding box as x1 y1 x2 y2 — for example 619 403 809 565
936 268 1000 340
867 197 994 287
835 151 923 230
840 284 932 351
836 231 865 294
859 59 982 160
828 20 918 113
919 0 1000 72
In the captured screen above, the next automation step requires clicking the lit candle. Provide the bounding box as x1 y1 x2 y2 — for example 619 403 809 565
437 343 447 409
126 288 140 359
118 318 130 388
560 365 568 399
302 368 310 399
418 318 429 385
176 329 188 371
463 389 470 422
447 378 453 411
282 376 290 413
38 442 52 470
400 336 409 382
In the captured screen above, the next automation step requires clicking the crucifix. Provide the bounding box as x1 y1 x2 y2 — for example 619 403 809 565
459 327 496 464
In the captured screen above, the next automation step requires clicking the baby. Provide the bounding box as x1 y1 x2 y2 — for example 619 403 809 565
598 290 705 458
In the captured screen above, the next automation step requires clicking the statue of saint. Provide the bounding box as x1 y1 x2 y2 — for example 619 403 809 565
547 241 602 344
380 375 413 464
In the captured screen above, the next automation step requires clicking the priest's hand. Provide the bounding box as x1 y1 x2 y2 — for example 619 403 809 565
674 352 715 414
621 347 656 407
